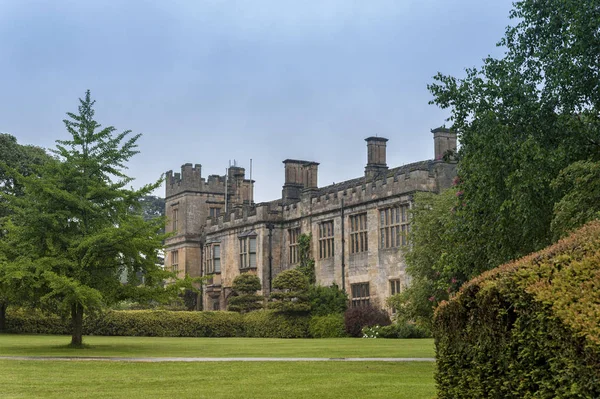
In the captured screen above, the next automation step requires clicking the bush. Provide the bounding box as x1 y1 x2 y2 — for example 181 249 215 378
378 322 430 338
243 310 310 338
7 309 245 337
308 284 348 316
269 269 311 313
309 314 347 338
344 305 391 337
6 307 71 334
434 221 600 398
227 273 264 313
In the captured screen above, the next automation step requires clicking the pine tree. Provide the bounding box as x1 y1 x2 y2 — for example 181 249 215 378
2 91 170 346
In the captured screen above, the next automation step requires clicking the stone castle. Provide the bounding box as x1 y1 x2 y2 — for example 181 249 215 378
165 128 457 310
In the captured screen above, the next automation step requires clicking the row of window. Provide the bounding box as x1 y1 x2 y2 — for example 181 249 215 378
203 236 256 275
292 204 410 261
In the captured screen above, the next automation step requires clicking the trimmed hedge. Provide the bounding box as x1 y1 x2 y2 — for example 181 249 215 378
434 221 600 398
243 310 310 338
378 323 430 339
6 309 245 337
309 314 347 338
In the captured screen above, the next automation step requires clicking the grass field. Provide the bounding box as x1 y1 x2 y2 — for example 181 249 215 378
1 360 436 399
0 335 437 398
0 334 435 358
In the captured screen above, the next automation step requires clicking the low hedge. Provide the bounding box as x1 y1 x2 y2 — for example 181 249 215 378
243 310 310 338
378 322 430 339
434 221 600 398
309 314 347 338
88 310 244 337
6 309 245 337
5 308 310 338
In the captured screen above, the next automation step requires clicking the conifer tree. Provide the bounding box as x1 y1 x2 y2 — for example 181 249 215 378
2 91 170 346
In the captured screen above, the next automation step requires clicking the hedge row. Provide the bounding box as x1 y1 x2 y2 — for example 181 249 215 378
5 309 315 338
434 221 600 398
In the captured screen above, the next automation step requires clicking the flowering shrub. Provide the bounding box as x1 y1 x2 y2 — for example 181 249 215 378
362 325 381 338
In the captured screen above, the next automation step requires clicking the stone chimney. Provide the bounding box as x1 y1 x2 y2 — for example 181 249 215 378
431 127 457 161
282 159 319 203
364 137 388 178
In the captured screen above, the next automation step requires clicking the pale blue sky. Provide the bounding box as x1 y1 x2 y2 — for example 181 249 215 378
0 0 513 202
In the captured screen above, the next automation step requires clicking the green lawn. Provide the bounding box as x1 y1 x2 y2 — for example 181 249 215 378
0 334 435 358
0 360 436 399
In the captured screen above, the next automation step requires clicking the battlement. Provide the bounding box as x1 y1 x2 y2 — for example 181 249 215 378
165 164 234 199
280 160 456 218
205 201 282 233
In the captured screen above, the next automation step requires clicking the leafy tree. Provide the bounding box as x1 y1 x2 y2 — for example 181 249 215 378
295 233 315 284
269 269 310 313
227 273 264 313
390 189 467 330
1 91 171 345
138 195 165 222
428 0 600 273
308 284 347 316
551 161 600 239
0 134 51 331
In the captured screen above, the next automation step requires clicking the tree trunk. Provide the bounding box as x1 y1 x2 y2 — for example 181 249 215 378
70 303 84 346
0 302 6 332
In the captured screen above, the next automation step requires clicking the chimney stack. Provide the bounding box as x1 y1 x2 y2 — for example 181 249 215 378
282 159 319 203
431 128 457 161
364 137 388 178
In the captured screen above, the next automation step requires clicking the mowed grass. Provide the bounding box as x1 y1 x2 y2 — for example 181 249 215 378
0 360 436 399
0 334 435 358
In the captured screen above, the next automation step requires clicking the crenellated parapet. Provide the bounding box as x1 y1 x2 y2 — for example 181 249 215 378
205 201 283 233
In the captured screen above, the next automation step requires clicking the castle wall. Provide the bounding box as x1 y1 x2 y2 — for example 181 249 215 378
168 130 457 312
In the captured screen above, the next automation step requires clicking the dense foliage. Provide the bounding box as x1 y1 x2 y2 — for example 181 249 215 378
243 310 310 338
295 233 315 284
308 284 348 316
269 269 311 313
227 273 264 313
401 0 600 327
0 134 52 331
344 305 391 338
0 91 173 345
309 314 347 338
434 221 600 398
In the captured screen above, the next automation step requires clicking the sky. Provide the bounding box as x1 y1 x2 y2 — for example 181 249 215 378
0 0 514 203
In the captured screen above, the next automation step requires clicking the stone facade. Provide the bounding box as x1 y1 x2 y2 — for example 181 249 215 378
165 129 457 311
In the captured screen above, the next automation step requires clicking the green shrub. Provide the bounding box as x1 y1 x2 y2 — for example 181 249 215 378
269 269 311 313
434 221 600 398
227 273 264 313
243 309 310 338
6 307 71 334
309 314 347 338
344 305 391 337
308 284 348 316
7 309 245 337
378 322 430 339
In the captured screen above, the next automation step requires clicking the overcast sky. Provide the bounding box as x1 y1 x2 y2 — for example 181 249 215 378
1 0 513 202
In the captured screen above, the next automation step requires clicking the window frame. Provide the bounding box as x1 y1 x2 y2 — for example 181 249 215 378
349 212 368 254
318 220 335 259
379 203 410 249
288 227 301 265
351 282 370 307
239 236 257 270
171 249 179 274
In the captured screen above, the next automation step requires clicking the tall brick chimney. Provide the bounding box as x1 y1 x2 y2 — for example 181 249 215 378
364 137 388 178
431 127 457 161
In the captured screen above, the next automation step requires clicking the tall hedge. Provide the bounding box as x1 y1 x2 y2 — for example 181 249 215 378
434 221 600 398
